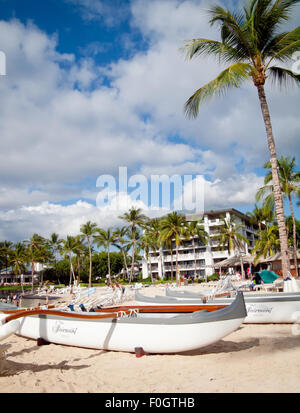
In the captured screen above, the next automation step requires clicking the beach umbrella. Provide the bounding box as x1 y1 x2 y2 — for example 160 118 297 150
259 270 278 284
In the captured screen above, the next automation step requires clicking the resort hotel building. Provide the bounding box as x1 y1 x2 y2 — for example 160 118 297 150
142 208 259 280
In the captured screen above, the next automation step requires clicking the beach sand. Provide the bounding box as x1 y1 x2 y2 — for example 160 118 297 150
1 284 300 393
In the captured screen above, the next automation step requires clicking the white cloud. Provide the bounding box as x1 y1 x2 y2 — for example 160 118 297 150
0 172 264 241
204 174 265 210
0 194 166 241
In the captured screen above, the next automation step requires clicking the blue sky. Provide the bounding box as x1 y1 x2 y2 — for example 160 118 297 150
0 0 299 240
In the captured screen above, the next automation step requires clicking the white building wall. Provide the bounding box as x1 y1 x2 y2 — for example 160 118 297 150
142 209 257 279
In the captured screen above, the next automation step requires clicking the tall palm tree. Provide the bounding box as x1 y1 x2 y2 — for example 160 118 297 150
147 218 165 279
73 235 86 284
214 215 249 278
183 0 300 278
48 233 63 283
286 216 300 249
9 242 27 293
61 236 78 286
0 240 13 276
94 228 116 285
26 233 46 292
119 207 147 282
124 227 141 283
257 156 300 276
113 226 130 280
80 221 98 288
165 237 175 283
185 219 208 280
140 231 156 284
160 212 188 286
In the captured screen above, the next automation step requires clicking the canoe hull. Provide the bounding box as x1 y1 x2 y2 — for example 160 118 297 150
2 292 246 353
135 291 300 323
0 320 20 341
14 314 244 353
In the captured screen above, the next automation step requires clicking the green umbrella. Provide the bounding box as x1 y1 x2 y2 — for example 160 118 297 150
259 270 279 284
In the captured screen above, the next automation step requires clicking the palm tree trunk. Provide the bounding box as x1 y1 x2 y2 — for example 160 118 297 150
70 257 76 284
256 84 290 278
176 244 179 287
69 253 76 285
54 255 58 283
148 254 154 284
77 256 81 283
121 249 128 280
130 243 135 284
88 236 92 288
193 238 197 279
19 271 24 295
240 254 245 280
159 248 165 280
107 248 112 284
31 260 34 293
170 250 174 283
288 193 298 278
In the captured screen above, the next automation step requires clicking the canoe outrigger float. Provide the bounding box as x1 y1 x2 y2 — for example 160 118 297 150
0 292 246 354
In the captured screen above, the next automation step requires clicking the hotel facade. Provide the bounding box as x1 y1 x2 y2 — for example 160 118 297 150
142 208 259 280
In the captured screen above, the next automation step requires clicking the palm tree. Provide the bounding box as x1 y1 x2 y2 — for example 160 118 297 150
185 219 208 280
147 218 165 280
257 156 300 276
61 236 78 286
80 221 98 288
26 234 46 292
124 227 141 283
213 215 249 278
252 224 281 265
165 237 175 283
73 235 86 284
113 226 130 280
9 242 27 293
160 212 188 286
140 231 157 284
0 240 13 276
94 228 116 285
286 216 300 249
183 0 300 278
119 207 147 282
247 204 271 233
48 233 63 283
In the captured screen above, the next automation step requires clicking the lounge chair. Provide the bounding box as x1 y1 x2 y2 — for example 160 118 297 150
256 278 284 293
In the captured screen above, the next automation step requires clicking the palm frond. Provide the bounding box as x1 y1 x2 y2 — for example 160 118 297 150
182 38 247 63
244 0 300 58
184 62 252 118
208 5 255 59
268 66 300 87
265 28 300 67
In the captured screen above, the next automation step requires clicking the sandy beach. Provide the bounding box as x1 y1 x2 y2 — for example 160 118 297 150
1 284 300 393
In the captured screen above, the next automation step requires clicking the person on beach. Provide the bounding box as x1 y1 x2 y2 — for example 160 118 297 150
115 282 125 295
249 273 263 290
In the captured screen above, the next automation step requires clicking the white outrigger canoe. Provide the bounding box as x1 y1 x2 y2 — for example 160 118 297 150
0 292 246 354
135 289 300 324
